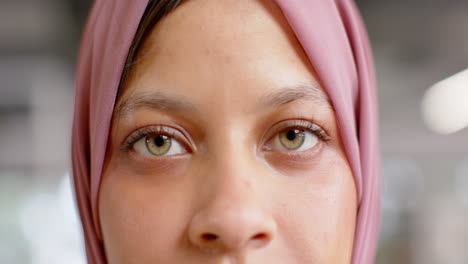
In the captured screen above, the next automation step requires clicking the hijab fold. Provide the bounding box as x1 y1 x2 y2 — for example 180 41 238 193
72 0 380 263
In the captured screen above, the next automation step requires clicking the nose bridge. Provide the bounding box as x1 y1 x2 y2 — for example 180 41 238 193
207 122 258 187
207 154 260 223
207 130 264 211
188 132 277 253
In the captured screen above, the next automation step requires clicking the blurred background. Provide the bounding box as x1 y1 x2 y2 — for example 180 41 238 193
0 0 467 263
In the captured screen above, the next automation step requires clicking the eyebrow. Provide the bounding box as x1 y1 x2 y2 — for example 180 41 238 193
115 83 331 118
115 91 197 118
257 83 331 111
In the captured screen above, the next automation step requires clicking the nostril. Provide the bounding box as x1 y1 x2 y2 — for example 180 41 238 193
251 233 268 240
201 233 219 241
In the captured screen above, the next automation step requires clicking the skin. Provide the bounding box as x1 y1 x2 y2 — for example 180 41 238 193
99 0 357 263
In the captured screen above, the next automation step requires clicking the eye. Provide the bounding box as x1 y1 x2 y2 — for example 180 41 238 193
273 128 318 151
131 131 188 157
264 120 328 152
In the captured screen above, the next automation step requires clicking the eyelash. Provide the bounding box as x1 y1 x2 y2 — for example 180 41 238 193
120 119 331 153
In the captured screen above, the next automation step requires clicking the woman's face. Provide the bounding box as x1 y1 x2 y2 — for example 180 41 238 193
99 0 357 263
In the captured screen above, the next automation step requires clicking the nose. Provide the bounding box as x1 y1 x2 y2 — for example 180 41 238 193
187 177 277 254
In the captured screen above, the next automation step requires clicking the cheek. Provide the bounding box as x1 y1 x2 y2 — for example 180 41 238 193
271 150 357 262
98 158 195 263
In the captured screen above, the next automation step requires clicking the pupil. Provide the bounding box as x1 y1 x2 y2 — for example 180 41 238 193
286 130 297 141
154 136 165 147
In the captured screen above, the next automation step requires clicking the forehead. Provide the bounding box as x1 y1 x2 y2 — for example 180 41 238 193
118 0 327 114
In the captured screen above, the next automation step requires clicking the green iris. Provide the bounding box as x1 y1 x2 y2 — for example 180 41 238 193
145 134 172 155
278 129 305 150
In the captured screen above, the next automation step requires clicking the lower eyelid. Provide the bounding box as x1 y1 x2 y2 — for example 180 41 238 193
264 144 324 168
124 151 192 171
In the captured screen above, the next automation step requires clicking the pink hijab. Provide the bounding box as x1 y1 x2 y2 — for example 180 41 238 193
72 0 380 263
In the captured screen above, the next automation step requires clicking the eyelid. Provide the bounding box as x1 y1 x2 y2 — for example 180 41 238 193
119 125 192 152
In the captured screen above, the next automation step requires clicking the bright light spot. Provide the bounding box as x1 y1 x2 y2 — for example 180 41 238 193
421 68 468 134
